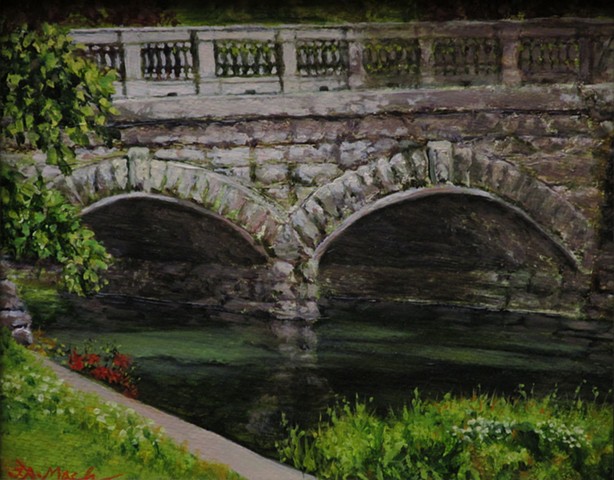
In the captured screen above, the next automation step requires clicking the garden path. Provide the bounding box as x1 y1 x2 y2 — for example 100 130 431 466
39 355 316 480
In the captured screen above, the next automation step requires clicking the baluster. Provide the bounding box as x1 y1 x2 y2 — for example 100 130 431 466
279 30 298 92
348 31 365 89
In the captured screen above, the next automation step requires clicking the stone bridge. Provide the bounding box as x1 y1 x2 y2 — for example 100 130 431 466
44 19 614 321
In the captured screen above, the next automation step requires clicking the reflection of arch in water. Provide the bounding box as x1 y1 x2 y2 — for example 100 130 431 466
81 192 272 308
314 187 586 315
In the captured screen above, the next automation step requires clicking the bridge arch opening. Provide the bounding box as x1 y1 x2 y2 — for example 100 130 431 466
81 193 271 310
315 187 583 315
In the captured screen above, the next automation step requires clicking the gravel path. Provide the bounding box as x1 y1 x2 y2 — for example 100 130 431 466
39 355 316 480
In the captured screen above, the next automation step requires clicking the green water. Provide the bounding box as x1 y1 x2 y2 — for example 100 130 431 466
28 290 610 458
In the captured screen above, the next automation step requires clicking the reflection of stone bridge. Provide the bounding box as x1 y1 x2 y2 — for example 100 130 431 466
56 19 613 320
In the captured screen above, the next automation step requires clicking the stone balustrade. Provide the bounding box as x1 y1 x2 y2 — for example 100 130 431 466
70 18 614 98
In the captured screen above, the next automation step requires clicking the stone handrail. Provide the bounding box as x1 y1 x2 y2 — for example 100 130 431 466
70 18 614 98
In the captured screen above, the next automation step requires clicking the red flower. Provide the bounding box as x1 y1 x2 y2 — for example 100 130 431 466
68 351 84 371
84 353 101 367
90 366 110 381
123 385 138 399
106 369 122 384
112 353 131 369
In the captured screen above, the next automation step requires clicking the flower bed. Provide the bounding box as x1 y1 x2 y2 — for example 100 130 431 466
0 328 243 480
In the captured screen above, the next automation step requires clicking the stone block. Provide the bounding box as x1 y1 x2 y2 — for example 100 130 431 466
291 118 346 143
242 119 292 144
209 147 251 167
484 159 511 190
199 123 250 146
289 144 338 164
176 167 200 198
255 164 289 185
452 145 473 186
341 173 367 213
154 148 206 163
272 224 304 261
110 158 129 190
162 163 185 194
94 161 115 193
374 157 399 193
355 164 380 201
239 202 269 234
271 260 295 280
148 160 168 192
292 208 321 247
294 163 341 186
339 140 371 168
355 116 409 139
409 149 429 184
303 198 327 230
370 138 399 158
295 186 316 204
229 166 252 181
264 185 292 203
388 152 412 186
253 146 287 165
427 140 453 184
70 165 98 203
314 184 344 219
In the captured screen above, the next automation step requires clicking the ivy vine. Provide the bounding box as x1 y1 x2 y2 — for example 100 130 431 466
1 23 116 295
0 23 118 175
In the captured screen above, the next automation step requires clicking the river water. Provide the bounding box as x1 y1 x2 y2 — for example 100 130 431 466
35 291 611 458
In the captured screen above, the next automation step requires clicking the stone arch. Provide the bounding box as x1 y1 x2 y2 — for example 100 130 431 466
313 186 578 270
291 141 595 271
79 191 276 310
55 148 293 255
313 186 589 315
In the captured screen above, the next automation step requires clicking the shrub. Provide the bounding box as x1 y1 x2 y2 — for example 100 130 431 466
277 389 613 479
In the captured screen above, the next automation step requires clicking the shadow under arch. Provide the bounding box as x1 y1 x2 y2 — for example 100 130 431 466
314 186 585 315
81 192 271 309
82 192 268 264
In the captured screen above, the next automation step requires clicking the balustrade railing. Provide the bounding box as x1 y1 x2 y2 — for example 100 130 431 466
69 19 614 98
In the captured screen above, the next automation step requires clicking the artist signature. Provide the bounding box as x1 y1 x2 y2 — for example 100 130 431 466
5 459 123 480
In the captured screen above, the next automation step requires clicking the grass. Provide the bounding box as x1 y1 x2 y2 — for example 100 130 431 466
277 388 614 479
0 328 244 480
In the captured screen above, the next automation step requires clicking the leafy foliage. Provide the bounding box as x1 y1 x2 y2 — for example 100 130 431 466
0 23 115 295
0 165 112 296
277 389 613 479
0 23 118 175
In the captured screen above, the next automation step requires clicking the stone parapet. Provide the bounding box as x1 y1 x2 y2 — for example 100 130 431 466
70 18 614 99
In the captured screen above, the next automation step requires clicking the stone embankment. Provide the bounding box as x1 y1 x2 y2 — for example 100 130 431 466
0 262 33 345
